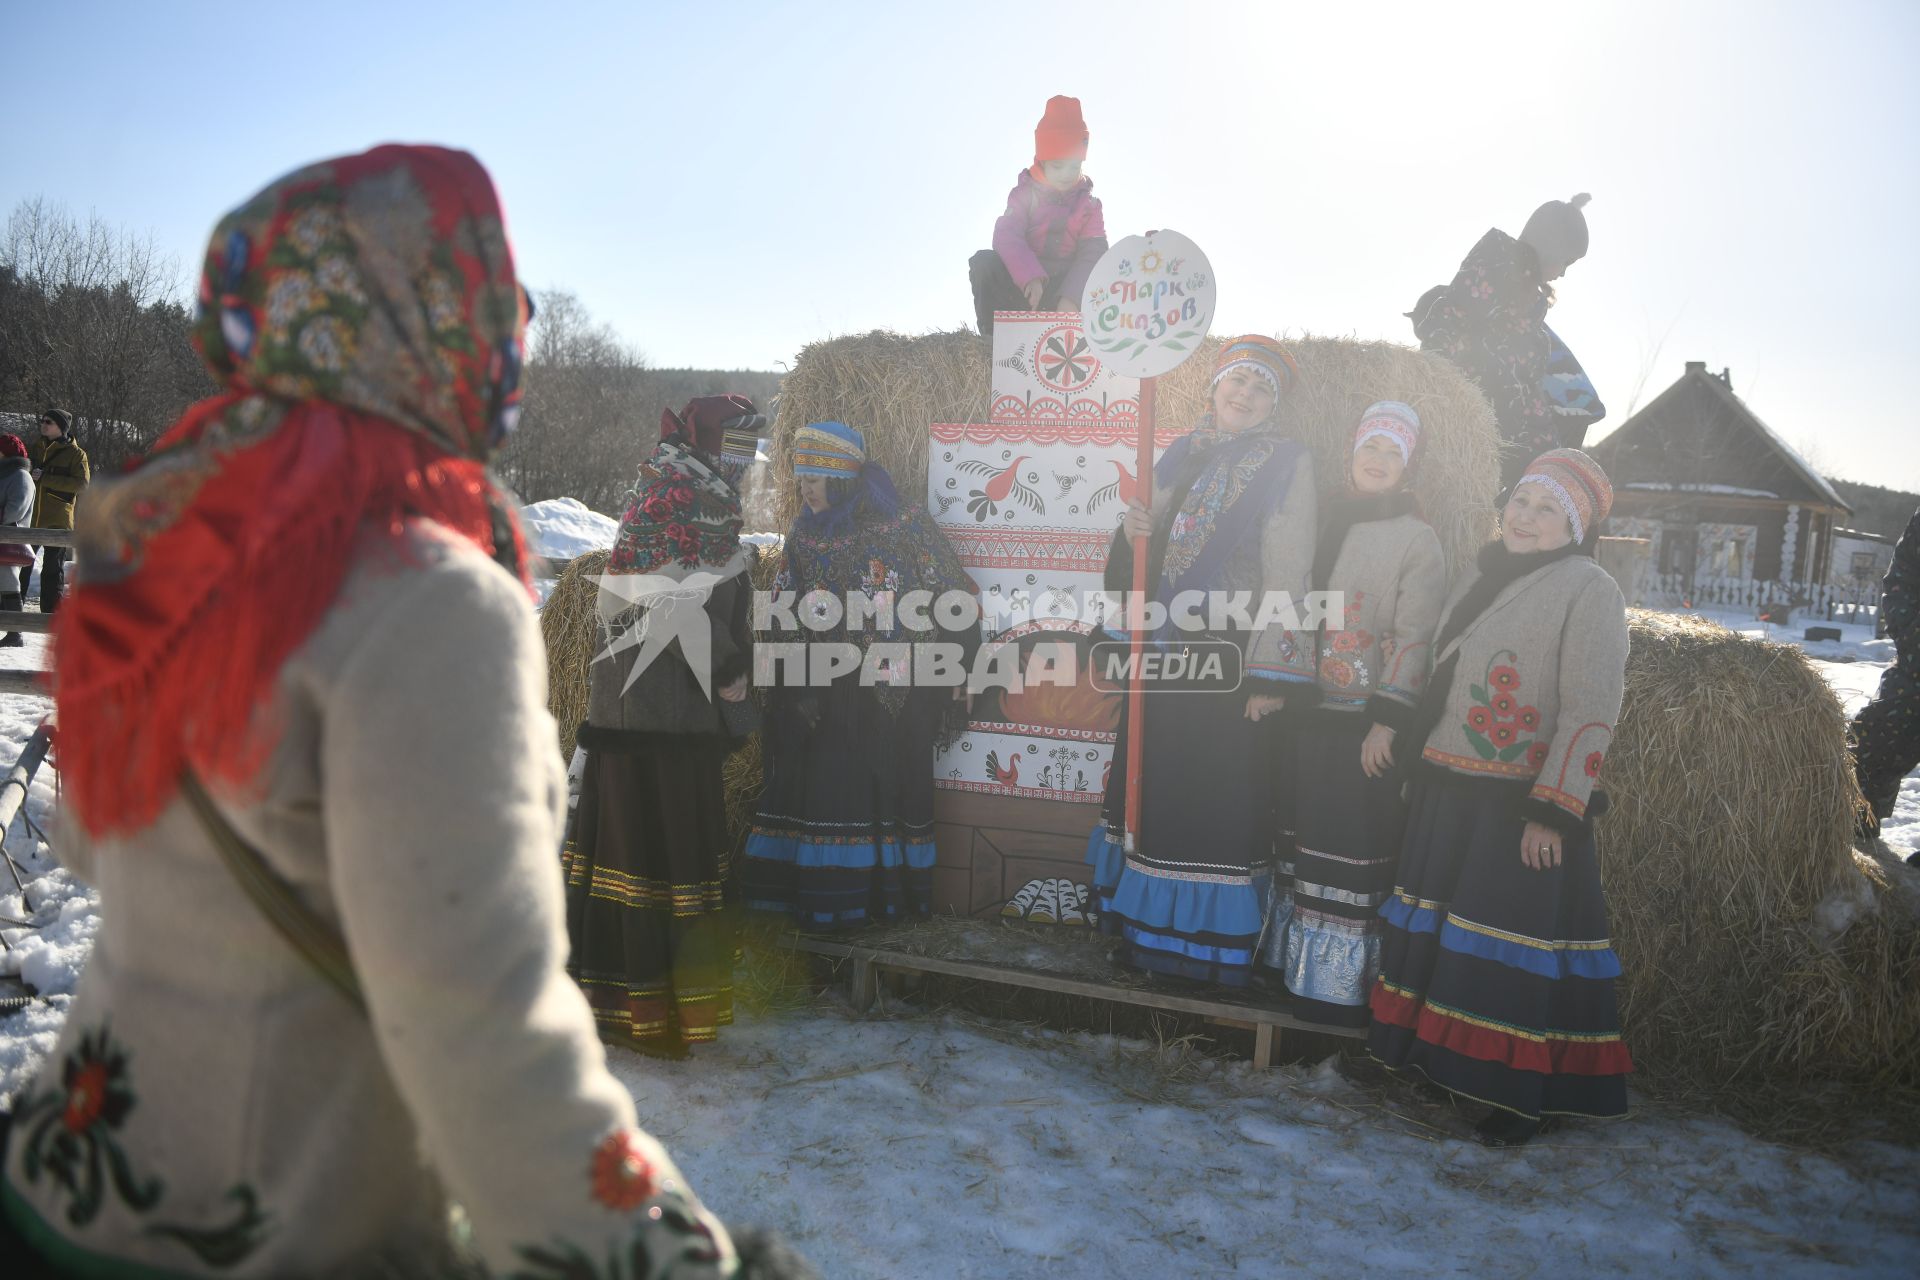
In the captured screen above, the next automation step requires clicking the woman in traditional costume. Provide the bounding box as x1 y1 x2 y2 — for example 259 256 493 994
2 146 803 1275
1368 448 1633 1146
1084 337 1319 986
1259 402 1447 1023
742 422 979 928
564 395 760 1058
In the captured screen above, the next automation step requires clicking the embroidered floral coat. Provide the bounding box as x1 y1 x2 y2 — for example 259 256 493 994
1 525 737 1277
1315 513 1447 725
1420 553 1628 827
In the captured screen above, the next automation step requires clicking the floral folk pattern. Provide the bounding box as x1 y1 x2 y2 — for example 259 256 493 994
1320 595 1376 689
1462 651 1543 764
11 1024 271 1267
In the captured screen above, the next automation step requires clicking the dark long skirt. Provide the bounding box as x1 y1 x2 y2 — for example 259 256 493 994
563 731 737 1054
742 687 943 929
1367 766 1632 1120
1085 683 1282 986
1258 712 1405 1026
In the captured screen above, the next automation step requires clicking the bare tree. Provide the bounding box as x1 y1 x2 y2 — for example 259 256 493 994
495 288 660 512
0 198 213 468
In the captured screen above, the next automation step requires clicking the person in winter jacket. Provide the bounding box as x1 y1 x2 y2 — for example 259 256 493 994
4 145 811 1279
0 433 35 647
968 95 1109 336
1851 506 1920 852
1411 195 1599 493
1369 448 1633 1147
30 407 89 612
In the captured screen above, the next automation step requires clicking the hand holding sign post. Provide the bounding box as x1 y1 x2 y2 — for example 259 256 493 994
1079 231 1217 853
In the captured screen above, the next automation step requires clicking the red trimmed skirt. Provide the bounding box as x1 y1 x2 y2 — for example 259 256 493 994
1366 767 1632 1120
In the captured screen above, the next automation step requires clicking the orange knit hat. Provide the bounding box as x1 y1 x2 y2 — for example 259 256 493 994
1034 96 1089 167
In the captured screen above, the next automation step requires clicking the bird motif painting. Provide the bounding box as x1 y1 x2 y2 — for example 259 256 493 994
957 455 1042 522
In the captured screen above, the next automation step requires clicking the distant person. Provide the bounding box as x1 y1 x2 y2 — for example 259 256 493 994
30 406 89 612
0 433 34 646
1410 195 1604 493
968 95 1109 336
565 394 759 1059
5 145 807 1277
1851 506 1919 855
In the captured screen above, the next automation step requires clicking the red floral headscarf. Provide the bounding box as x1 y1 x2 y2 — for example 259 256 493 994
56 144 531 836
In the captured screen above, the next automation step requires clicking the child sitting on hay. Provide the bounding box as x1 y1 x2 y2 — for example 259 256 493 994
968 95 1108 336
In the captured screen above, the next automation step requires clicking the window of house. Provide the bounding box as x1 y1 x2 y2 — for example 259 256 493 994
1852 551 1878 580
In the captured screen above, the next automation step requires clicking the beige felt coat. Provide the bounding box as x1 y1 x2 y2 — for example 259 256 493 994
1 523 736 1278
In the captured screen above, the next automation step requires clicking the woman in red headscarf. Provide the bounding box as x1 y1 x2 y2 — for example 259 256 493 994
1 146 802 1277
564 395 760 1059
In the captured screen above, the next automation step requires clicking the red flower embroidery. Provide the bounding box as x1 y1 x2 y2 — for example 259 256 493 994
591 1130 658 1212
1489 723 1518 749
63 1060 111 1134
1467 706 1493 733
1332 629 1361 652
1490 666 1520 692
1492 691 1517 716
1518 707 1541 732
1526 741 1550 769
1322 657 1355 687
1584 751 1605 779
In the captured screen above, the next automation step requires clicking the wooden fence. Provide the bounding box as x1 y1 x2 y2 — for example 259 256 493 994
0 528 78 697
1645 572 1883 623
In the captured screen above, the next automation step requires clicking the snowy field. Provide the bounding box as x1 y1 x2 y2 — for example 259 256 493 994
2 561 1916 1275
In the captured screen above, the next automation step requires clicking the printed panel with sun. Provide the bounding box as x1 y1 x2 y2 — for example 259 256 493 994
989 312 1141 423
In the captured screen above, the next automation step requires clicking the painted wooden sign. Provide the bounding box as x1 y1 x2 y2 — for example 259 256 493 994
1078 230 1216 379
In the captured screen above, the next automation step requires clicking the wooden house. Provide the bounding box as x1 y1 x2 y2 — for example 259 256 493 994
1589 362 1852 602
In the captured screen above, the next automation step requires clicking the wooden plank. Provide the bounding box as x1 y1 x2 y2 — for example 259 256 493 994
782 932 1360 1040
1253 1023 1276 1070
0 670 47 697
848 956 877 1013
0 612 51 634
10 529 77 549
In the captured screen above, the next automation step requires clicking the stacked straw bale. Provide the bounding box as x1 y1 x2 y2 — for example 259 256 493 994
539 549 611 762
768 329 1502 576
1601 610 1920 1101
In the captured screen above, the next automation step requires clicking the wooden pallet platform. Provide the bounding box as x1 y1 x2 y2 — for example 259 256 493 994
777 919 1361 1069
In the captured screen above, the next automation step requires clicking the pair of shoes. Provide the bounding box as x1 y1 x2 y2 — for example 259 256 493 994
1000 877 1091 925
1473 1110 1546 1148
1002 878 1046 919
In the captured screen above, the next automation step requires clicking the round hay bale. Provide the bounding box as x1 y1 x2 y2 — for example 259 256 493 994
768 330 1501 575
540 549 610 762
1603 610 1920 1107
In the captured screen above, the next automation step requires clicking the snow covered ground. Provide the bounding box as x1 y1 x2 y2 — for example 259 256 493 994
1 600 1916 1275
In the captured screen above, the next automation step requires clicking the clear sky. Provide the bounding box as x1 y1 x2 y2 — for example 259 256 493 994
7 0 1917 490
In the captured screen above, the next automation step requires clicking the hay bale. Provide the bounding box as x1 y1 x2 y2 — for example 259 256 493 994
768 329 1501 575
540 549 610 762
1603 610 1920 1107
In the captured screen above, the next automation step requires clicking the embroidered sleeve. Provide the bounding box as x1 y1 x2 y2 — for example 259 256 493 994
1527 573 1628 822
1246 455 1318 691
1375 525 1448 710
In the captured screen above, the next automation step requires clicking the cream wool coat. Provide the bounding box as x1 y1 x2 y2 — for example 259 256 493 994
1419 552 1629 823
2 523 733 1277
1314 513 1447 716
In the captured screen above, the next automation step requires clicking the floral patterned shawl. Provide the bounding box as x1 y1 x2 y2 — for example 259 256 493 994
56 145 530 836
606 441 746 583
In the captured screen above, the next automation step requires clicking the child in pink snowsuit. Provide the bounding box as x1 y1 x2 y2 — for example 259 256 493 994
969 95 1109 336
